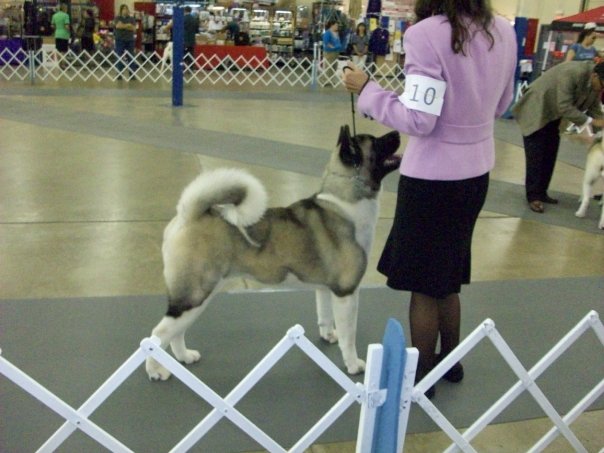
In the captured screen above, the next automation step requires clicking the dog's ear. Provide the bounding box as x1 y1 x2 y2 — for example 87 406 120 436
337 125 351 147
377 130 401 153
338 125 362 168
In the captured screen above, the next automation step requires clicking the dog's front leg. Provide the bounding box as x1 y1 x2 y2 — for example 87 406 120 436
332 290 365 375
316 288 337 343
575 179 593 218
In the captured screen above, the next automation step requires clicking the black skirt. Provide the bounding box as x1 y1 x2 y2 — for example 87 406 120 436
377 173 489 299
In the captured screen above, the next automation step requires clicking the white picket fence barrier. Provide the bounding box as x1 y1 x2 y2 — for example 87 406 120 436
1 310 603 452
0 47 406 91
412 310 604 453
0 320 418 453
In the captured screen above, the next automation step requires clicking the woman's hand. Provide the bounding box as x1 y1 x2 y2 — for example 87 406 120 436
342 62 369 94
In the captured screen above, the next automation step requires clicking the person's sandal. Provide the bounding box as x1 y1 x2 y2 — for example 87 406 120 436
529 200 544 213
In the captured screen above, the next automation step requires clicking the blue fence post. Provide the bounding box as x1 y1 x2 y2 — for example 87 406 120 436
503 16 530 119
172 3 184 107
372 318 407 452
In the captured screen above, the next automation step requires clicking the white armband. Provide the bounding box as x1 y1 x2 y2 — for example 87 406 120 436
399 74 447 116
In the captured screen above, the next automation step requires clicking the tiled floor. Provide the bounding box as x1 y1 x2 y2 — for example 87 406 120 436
1 79 603 452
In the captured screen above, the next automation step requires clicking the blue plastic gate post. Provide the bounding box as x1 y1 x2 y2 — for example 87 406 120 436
502 16 529 119
172 3 184 107
372 318 407 452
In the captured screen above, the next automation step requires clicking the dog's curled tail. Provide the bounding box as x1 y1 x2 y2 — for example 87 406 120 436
177 168 268 227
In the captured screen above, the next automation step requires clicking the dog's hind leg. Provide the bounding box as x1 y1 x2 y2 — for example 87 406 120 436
316 288 337 344
146 288 217 381
331 290 365 375
575 176 595 218
576 155 600 218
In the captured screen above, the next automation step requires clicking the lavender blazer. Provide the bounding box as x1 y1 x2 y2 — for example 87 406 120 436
357 15 517 180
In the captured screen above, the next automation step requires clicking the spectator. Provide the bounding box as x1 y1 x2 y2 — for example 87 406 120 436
322 20 343 86
51 3 70 68
350 22 369 68
81 9 96 54
114 4 137 79
565 23 598 62
512 61 604 213
183 6 199 63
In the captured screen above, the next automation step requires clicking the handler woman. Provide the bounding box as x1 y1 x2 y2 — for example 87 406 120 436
342 0 517 398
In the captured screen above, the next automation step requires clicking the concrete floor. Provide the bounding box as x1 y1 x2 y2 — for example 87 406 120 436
0 79 603 452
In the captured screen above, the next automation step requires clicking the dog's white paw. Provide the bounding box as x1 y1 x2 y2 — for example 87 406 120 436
346 358 366 375
146 358 172 381
575 209 587 218
175 349 201 364
320 329 338 344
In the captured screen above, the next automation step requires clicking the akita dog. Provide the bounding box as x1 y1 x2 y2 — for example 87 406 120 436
575 138 604 230
146 126 401 380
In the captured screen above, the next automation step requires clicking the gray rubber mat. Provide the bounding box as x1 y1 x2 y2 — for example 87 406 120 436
1 277 603 452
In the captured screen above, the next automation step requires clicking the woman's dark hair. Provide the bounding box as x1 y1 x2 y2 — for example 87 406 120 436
577 29 596 44
414 0 494 55
119 4 129 15
356 23 366 35
325 20 337 30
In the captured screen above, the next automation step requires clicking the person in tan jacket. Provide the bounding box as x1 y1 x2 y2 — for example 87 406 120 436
512 61 604 213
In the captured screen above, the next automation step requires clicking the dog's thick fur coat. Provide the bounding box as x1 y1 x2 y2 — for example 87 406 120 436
575 138 604 229
146 126 401 380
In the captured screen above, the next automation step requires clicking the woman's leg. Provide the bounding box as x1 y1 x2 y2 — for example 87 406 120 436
437 293 461 357
115 39 125 73
126 41 136 73
323 52 337 84
411 291 464 391
358 54 367 68
409 291 439 374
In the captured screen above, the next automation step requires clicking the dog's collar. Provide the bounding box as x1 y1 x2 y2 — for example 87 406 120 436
326 170 379 195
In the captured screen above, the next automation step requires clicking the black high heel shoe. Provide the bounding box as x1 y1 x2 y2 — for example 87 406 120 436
436 354 464 383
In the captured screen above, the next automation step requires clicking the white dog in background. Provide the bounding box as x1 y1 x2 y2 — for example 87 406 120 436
575 138 604 229
161 42 173 68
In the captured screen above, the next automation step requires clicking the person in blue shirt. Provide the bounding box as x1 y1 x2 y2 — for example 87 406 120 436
322 20 342 86
565 23 599 62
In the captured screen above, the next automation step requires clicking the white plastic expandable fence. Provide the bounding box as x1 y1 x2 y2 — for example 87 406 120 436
1 310 603 452
412 310 604 453
0 47 406 91
0 320 417 453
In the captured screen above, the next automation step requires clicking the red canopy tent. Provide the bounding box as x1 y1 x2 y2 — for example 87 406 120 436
551 6 604 32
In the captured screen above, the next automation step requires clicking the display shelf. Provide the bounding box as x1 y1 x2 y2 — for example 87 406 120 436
0 0 23 38
248 8 270 46
271 9 293 55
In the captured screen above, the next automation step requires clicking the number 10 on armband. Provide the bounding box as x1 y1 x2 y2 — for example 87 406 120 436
399 74 447 116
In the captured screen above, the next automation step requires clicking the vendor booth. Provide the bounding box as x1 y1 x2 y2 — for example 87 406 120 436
536 6 604 76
